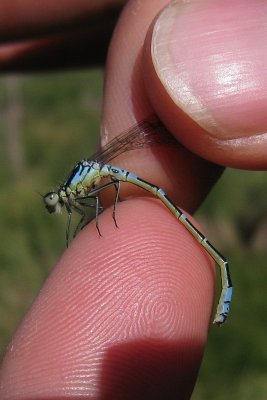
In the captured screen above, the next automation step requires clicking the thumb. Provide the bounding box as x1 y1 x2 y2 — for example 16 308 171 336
143 0 267 169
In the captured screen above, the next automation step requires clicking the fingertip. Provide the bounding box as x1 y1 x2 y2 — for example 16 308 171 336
0 198 214 399
144 0 267 168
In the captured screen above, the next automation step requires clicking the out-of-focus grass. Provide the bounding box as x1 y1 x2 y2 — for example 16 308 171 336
0 70 266 399
0 70 102 357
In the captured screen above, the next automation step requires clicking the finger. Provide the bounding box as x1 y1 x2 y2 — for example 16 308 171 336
144 0 267 168
101 0 223 214
0 0 125 71
0 24 115 72
0 0 125 42
0 199 214 399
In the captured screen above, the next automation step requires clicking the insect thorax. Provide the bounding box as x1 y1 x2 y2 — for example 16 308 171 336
63 161 102 198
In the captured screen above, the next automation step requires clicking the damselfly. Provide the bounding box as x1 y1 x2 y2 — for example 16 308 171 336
43 118 232 326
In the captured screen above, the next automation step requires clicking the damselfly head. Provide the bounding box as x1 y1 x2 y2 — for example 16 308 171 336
43 192 62 214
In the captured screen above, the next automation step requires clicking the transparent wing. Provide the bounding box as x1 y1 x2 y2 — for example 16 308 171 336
88 117 178 164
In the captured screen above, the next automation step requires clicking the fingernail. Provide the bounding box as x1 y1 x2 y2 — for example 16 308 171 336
152 0 267 138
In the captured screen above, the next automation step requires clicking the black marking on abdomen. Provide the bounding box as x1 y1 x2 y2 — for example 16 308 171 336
135 176 158 190
111 167 122 174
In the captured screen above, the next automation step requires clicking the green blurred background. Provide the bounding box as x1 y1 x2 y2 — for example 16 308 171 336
0 70 266 398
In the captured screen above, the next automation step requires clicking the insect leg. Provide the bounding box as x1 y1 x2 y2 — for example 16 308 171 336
77 180 121 231
70 197 103 238
111 179 120 228
65 202 73 248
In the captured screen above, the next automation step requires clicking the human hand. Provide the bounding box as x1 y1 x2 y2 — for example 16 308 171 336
1 0 267 399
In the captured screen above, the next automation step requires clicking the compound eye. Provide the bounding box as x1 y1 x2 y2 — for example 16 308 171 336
44 192 59 207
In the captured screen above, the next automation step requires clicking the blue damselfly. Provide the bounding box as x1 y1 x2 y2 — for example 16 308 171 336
43 118 232 325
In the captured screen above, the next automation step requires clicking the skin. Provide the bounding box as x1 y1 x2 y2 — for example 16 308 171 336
0 0 265 398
